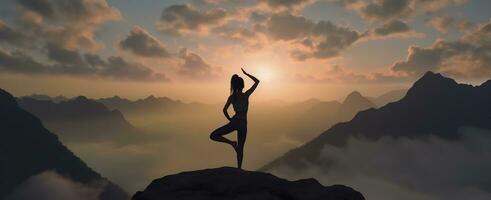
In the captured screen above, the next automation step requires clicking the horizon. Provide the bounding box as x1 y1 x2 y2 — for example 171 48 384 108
9 71 490 104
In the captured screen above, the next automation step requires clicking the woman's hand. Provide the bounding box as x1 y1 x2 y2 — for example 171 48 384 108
241 67 260 96
241 68 248 75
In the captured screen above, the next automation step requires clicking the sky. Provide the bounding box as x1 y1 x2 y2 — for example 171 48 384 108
0 0 490 102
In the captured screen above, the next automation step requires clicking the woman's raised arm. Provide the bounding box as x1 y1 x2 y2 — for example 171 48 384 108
241 68 260 96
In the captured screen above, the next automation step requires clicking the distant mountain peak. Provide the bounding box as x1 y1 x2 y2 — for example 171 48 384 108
406 71 463 99
343 91 373 106
344 91 363 102
145 95 157 100
414 71 457 87
73 96 90 102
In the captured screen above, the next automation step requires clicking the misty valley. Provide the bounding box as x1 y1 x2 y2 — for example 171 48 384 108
14 84 403 193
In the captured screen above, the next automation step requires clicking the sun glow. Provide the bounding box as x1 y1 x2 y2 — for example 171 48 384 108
255 67 274 82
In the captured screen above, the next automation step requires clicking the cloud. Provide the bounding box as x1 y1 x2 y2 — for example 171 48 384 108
391 20 491 79
266 13 361 60
294 65 409 84
177 48 217 79
338 0 468 21
0 0 162 83
267 13 314 40
270 127 491 200
359 0 413 21
328 0 361 7
0 48 169 82
157 4 228 35
370 19 422 38
94 55 168 82
427 15 474 34
14 0 121 51
118 26 171 58
0 49 48 74
259 0 315 10
6 171 103 200
213 24 267 51
46 43 86 66
0 20 27 46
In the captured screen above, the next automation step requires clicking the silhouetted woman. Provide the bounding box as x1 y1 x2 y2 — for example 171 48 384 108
210 68 260 169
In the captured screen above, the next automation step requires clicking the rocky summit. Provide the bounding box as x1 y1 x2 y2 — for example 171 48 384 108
133 167 365 200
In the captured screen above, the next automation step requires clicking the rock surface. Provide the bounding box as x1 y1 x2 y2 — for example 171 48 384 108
132 167 365 200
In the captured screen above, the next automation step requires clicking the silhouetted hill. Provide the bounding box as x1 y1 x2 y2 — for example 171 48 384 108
132 167 365 200
17 96 148 144
369 89 407 107
263 71 491 171
0 89 128 199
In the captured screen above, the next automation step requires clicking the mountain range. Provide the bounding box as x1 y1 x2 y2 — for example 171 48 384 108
17 96 150 145
21 94 69 103
263 71 491 170
0 89 128 199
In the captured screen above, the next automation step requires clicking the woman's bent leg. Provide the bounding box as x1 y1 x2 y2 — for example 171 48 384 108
210 122 236 147
236 126 247 169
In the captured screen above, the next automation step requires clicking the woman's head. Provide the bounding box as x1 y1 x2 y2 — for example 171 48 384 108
230 74 244 94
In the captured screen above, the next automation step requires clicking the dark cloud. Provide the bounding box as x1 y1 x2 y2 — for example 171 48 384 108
15 0 120 23
260 0 314 10
6 171 103 200
0 48 169 82
14 0 121 51
267 13 314 40
370 19 420 38
119 26 171 58
271 128 491 200
329 0 360 7
427 15 474 34
392 21 491 79
157 4 228 35
211 23 267 52
346 0 467 21
360 0 412 20
0 20 27 46
0 49 48 74
373 19 410 36
45 43 85 66
177 48 215 79
0 1 172 82
266 13 361 60
98 56 168 81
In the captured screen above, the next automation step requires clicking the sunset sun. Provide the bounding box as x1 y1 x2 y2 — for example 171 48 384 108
256 67 274 82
